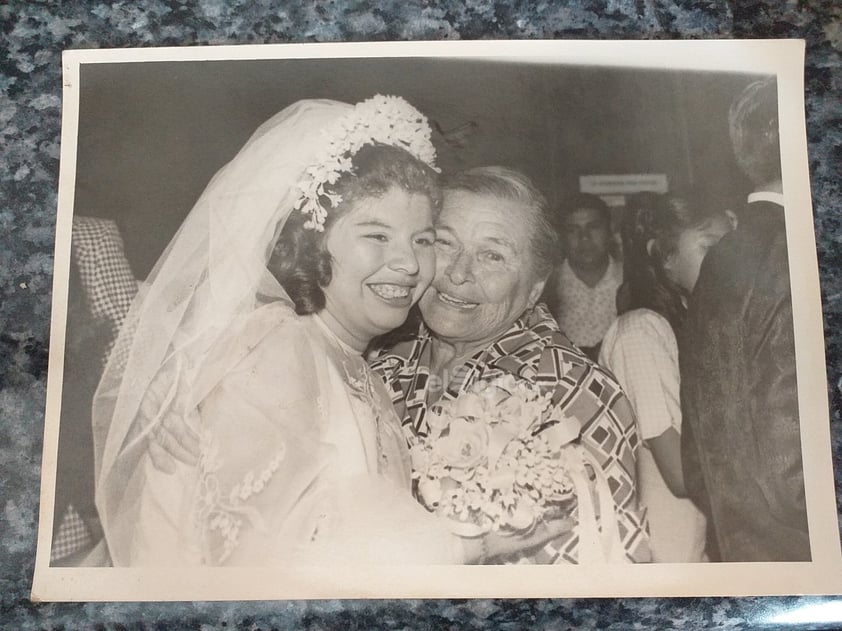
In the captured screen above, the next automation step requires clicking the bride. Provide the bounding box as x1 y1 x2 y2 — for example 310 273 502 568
92 96 568 566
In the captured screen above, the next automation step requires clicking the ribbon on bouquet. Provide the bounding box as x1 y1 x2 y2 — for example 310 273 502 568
563 445 629 565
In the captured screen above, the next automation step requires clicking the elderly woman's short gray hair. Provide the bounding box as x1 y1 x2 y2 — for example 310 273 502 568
441 166 560 279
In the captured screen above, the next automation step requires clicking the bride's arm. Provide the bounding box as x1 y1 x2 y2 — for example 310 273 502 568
151 312 573 565
192 316 462 565
192 316 336 565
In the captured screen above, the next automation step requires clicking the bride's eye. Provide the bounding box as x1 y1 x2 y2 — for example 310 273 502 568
364 233 389 243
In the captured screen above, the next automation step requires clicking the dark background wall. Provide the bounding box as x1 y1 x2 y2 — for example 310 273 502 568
73 58 760 278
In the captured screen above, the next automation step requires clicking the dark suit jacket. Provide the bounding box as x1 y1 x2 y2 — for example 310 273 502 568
680 199 810 562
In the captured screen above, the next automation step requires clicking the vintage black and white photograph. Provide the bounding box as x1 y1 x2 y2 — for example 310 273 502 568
32 40 841 600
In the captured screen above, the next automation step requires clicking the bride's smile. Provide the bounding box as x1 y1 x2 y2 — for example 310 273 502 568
367 282 415 304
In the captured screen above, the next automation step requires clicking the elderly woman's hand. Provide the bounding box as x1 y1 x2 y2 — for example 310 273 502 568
461 516 575 564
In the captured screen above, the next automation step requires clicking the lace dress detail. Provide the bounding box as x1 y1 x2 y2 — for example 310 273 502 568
181 313 411 564
195 433 287 563
343 361 391 473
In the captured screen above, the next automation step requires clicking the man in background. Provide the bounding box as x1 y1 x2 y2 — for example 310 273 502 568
680 77 809 561
51 217 138 565
548 193 622 361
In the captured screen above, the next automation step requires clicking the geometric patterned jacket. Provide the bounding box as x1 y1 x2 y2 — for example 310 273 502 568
370 303 651 563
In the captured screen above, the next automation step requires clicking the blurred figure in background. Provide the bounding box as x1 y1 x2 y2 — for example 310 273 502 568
52 217 138 565
547 193 621 361
600 192 735 562
680 77 810 561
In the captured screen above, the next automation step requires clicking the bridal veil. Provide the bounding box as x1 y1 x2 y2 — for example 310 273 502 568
93 93 463 566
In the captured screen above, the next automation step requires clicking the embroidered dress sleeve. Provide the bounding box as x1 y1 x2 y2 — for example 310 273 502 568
194 314 334 565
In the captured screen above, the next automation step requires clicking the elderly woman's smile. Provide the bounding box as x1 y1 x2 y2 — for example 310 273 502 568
433 289 479 309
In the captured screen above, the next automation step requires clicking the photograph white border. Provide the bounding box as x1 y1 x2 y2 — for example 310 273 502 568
32 39 841 601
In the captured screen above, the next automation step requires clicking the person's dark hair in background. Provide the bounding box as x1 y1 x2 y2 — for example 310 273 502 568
616 192 686 330
618 191 735 331
564 192 612 224
729 77 782 189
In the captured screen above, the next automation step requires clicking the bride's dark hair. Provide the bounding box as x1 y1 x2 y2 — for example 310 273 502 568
267 143 442 315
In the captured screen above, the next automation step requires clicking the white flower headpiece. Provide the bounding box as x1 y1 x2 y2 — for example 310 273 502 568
295 95 440 231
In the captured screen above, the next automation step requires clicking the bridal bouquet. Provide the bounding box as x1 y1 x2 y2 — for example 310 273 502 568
409 375 597 537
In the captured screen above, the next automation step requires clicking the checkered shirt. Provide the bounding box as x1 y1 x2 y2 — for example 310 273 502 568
371 303 650 563
54 217 138 561
50 504 93 563
71 216 138 366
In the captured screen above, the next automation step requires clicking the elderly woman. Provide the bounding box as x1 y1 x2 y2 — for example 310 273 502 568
371 167 650 564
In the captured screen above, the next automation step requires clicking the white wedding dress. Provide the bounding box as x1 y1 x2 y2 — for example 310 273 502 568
129 305 458 566
91 98 460 567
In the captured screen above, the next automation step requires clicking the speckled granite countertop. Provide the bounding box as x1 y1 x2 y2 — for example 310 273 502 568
2 1 841 629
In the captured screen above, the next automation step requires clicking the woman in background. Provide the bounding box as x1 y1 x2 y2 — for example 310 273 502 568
600 192 736 562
